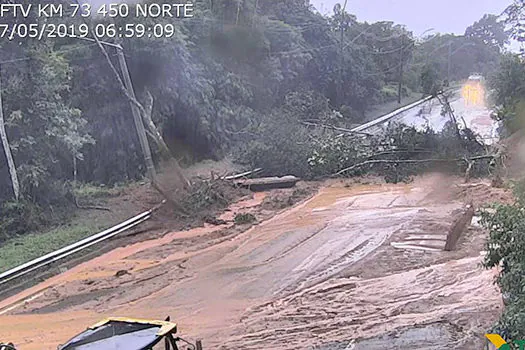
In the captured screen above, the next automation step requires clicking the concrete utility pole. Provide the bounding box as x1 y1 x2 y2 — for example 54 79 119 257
70 34 157 182
0 65 20 200
116 48 157 181
64 3 158 182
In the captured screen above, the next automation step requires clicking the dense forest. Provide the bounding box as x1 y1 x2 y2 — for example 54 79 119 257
0 0 509 239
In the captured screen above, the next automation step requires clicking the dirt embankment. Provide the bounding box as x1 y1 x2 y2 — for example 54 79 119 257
0 173 510 350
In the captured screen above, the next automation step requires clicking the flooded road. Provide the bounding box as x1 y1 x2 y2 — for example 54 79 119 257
0 175 504 349
399 91 497 143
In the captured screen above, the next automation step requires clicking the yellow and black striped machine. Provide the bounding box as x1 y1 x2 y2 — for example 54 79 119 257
3 317 201 350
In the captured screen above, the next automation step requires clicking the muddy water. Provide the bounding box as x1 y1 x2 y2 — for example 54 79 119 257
0 176 502 349
0 194 267 314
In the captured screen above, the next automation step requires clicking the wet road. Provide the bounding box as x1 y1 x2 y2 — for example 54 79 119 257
361 90 497 144
0 175 502 349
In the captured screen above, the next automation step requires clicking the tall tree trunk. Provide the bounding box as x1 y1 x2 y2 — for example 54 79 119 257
253 0 258 26
437 93 462 141
235 0 242 25
143 90 172 159
0 67 20 200
73 154 77 185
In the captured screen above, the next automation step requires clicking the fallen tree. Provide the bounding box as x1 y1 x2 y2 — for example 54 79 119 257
333 154 496 177
234 88 499 183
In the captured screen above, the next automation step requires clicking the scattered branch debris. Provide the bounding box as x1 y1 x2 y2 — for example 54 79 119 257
300 121 372 136
223 168 263 180
332 155 496 177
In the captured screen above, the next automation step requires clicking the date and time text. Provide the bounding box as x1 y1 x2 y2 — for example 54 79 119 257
0 2 194 40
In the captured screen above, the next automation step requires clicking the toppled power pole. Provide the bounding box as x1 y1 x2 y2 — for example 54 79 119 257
0 65 20 200
116 49 157 181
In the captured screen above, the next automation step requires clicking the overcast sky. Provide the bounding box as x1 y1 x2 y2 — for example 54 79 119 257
311 0 512 36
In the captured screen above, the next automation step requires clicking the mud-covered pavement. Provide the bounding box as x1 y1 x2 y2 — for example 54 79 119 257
0 175 507 349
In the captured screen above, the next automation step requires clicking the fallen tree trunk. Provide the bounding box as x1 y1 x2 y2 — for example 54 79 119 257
74 197 111 211
235 175 300 191
444 203 474 251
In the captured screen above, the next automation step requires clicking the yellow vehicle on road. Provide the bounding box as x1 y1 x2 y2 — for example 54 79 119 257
462 73 485 106
3 317 200 350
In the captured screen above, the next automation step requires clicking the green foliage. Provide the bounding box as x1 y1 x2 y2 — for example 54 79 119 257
0 180 75 242
482 179 525 342
379 84 399 102
2 45 93 203
234 212 257 225
465 14 509 51
410 15 508 89
0 1 508 241
504 0 525 43
420 64 441 95
308 136 366 177
236 91 489 182
0 221 105 274
480 6 525 341
72 184 121 199
235 110 312 177
179 179 234 213
490 55 525 134
0 200 44 242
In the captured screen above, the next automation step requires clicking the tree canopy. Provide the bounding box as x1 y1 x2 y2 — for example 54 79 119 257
0 0 509 240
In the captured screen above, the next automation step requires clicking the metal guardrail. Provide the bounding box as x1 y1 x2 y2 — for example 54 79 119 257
350 95 434 133
0 167 260 290
351 87 459 134
0 206 161 287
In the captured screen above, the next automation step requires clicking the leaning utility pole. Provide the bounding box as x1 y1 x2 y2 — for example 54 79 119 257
70 1 158 182
116 49 157 181
0 65 20 200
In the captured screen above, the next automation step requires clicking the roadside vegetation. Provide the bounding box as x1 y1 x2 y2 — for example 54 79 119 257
0 0 509 270
234 88 494 182
0 221 106 273
479 0 525 344
482 179 525 342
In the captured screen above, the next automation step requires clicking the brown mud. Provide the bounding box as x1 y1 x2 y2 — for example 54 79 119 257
0 174 509 349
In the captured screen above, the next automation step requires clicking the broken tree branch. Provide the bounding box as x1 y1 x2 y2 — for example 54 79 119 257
332 154 496 177
366 150 434 159
300 121 372 136
436 93 462 142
